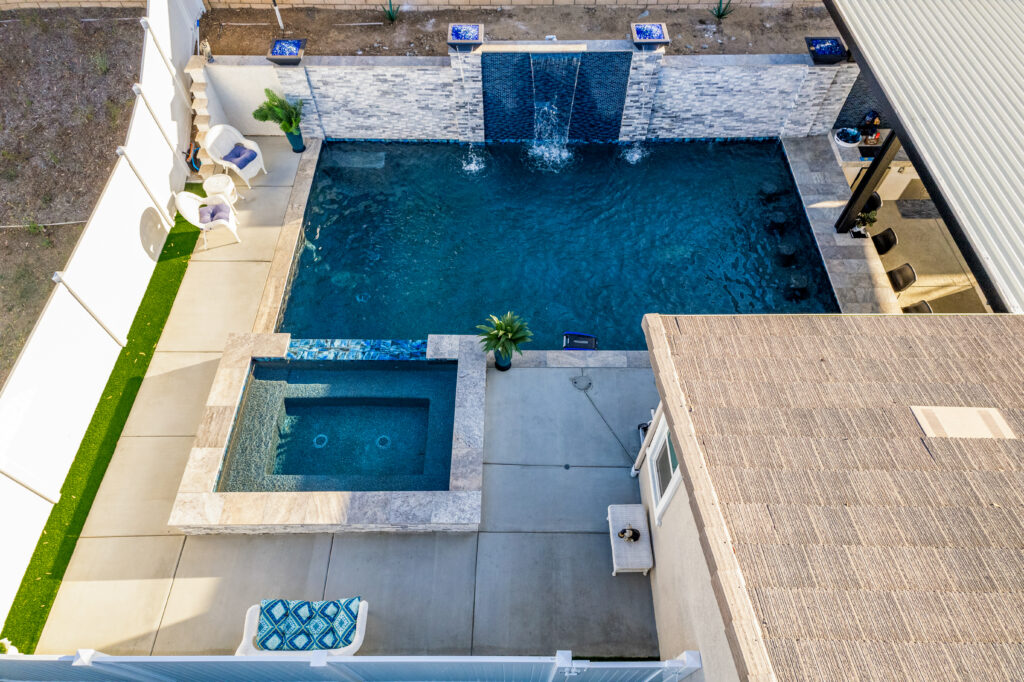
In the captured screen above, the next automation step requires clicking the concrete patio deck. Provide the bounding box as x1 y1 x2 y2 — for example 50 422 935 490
34 136 661 658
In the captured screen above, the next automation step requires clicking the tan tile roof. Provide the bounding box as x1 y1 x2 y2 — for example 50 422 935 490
643 314 1024 682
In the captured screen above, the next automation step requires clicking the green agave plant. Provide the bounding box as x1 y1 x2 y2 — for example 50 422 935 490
710 0 734 21
252 88 303 134
476 312 533 358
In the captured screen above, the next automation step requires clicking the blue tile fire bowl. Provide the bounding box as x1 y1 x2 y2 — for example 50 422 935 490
631 22 670 46
267 39 306 65
448 23 484 47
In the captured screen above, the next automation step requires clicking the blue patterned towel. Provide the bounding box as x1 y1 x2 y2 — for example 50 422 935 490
256 597 360 651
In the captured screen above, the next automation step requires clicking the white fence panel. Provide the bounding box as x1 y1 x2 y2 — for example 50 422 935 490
0 0 205 625
0 653 702 682
0 287 122 500
138 26 193 154
0 477 53 627
60 158 169 341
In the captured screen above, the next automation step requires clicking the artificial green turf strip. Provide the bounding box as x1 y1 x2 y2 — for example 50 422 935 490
1 185 203 653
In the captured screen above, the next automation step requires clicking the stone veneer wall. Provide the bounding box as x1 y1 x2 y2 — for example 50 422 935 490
197 51 856 143
619 49 662 142
647 55 858 139
304 58 460 140
200 0 819 9
1 0 817 5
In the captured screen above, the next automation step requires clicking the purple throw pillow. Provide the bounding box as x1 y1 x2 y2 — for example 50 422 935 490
199 202 231 224
223 143 257 169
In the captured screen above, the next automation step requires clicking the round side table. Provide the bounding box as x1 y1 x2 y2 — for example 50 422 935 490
203 173 241 206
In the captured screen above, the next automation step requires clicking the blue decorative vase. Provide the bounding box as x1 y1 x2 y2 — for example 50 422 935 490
494 349 512 372
285 130 305 153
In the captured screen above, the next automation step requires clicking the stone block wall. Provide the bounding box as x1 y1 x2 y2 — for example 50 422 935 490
619 49 662 142
196 51 857 144
302 58 458 140
0 0 829 7
647 55 858 139
198 0 819 9
450 50 485 143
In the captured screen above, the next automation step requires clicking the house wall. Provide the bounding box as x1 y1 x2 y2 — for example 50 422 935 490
636 411 742 681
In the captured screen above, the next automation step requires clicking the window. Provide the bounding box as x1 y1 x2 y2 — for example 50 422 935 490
648 417 681 524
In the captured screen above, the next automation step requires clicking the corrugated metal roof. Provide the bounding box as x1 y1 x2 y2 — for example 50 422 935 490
830 0 1024 312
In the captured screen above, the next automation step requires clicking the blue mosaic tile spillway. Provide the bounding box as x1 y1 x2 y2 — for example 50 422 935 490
218 360 456 492
285 339 427 361
481 51 632 142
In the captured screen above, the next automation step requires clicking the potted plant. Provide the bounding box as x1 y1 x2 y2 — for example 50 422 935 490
253 89 305 153
476 312 533 372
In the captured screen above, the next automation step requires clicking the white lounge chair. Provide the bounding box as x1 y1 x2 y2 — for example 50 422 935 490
235 600 369 657
175 191 240 250
205 124 266 188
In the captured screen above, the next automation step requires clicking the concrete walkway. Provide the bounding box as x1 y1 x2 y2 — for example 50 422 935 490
34 133 661 657
35 136 302 656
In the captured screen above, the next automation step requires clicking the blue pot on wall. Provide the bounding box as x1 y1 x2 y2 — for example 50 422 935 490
285 129 306 153
494 349 512 372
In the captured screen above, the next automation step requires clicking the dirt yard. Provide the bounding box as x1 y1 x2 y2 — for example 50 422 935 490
200 6 838 57
0 9 143 384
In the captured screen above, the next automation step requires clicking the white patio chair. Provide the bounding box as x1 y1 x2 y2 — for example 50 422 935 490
175 191 240 250
235 600 369 657
205 124 266 188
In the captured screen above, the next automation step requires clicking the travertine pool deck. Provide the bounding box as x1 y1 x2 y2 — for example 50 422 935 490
783 135 901 314
35 135 659 658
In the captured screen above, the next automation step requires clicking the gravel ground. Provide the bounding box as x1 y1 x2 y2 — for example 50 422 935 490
200 6 839 57
0 8 143 385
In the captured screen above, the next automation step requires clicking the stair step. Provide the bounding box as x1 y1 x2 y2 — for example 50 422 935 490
190 81 207 95
193 114 210 130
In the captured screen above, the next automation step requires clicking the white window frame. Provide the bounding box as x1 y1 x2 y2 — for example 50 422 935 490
647 416 682 525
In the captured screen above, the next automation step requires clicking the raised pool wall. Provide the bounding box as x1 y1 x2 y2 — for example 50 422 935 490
192 46 857 146
169 333 486 534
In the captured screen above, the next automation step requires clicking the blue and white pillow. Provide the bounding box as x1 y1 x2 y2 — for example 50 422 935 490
256 597 360 651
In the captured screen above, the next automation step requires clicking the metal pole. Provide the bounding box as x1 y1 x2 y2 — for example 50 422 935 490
834 130 902 232
132 83 191 178
0 469 58 505
116 146 175 229
139 18 191 104
52 271 128 348
271 0 285 30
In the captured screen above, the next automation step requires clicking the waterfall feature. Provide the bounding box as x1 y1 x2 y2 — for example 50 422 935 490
527 54 581 169
481 50 632 149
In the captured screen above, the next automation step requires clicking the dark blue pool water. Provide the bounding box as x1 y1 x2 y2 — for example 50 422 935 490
282 141 838 349
218 361 456 492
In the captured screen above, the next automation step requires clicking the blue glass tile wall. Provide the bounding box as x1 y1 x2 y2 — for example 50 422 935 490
481 51 632 143
569 52 632 142
481 53 534 142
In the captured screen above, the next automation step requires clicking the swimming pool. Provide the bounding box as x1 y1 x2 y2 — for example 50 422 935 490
282 141 838 349
218 360 457 493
